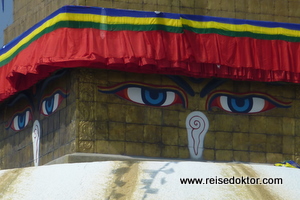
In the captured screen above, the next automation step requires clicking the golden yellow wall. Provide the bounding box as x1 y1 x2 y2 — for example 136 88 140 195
4 0 300 44
0 70 77 169
0 67 299 169
75 68 300 164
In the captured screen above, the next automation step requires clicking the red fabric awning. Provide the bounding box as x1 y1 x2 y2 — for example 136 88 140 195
1 6 300 102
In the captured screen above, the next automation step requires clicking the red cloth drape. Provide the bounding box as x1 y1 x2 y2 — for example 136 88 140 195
1 28 300 102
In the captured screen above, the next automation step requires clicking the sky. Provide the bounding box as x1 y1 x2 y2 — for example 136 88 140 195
0 0 13 47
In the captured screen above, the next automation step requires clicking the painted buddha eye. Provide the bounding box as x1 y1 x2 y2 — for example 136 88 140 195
6 108 32 131
206 91 291 114
98 82 188 108
123 87 179 106
40 89 68 116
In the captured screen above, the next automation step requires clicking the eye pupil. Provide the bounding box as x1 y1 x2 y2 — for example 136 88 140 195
234 98 249 107
228 97 252 113
18 114 25 128
147 90 161 100
46 98 54 114
143 89 166 106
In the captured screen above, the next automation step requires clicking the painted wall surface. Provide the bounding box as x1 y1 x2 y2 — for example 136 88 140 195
0 68 299 169
0 70 77 169
4 0 300 45
75 68 299 164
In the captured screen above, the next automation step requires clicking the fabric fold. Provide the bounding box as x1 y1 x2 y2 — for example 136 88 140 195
1 5 300 102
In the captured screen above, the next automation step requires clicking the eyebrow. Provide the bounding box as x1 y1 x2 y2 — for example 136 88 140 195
166 75 195 96
167 75 228 98
200 78 228 97
35 69 68 109
8 92 34 110
39 69 67 96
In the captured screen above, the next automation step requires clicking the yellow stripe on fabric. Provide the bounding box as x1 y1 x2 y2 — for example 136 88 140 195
65 13 182 26
182 19 300 38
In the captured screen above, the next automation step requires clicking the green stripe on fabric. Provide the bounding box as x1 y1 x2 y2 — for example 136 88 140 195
66 21 184 32
183 26 300 42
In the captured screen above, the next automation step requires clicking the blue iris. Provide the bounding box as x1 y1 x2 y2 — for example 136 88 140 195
228 96 253 113
142 89 166 106
45 97 54 114
18 113 25 129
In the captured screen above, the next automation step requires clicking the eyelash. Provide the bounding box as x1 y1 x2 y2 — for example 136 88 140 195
206 91 291 114
98 82 188 108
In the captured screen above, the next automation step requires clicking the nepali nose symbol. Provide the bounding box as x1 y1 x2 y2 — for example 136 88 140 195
186 111 209 160
32 120 41 167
